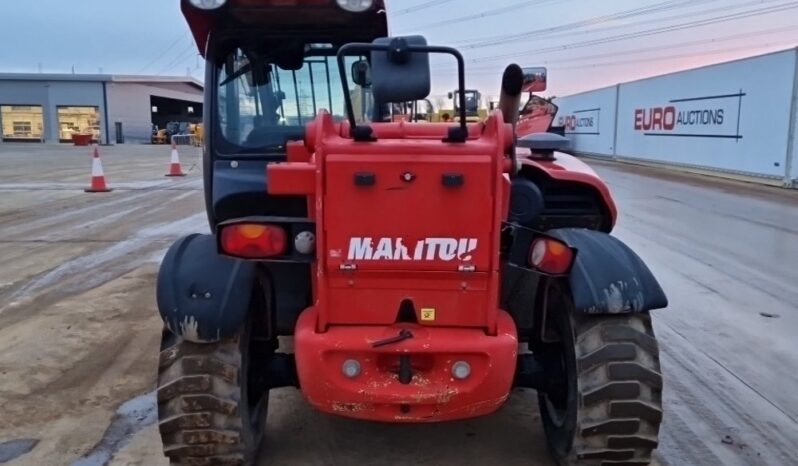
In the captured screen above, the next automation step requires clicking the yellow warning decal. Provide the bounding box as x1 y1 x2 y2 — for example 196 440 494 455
420 308 436 321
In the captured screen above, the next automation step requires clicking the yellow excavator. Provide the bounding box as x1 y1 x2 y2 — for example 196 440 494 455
189 123 204 146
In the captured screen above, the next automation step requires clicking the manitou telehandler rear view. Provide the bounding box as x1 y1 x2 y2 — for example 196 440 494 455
156 1 668 465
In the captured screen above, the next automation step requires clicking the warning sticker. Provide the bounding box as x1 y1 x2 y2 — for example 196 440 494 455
420 308 436 321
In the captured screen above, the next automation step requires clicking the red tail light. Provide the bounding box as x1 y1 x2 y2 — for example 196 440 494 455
220 223 287 258
529 237 574 274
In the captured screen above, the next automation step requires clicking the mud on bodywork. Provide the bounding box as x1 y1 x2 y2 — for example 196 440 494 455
156 233 256 342
547 228 668 314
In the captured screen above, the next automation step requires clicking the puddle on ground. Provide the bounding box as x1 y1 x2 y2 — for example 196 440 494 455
71 391 157 466
0 438 39 463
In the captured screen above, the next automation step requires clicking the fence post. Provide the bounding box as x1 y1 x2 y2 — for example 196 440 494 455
784 47 798 188
612 84 621 161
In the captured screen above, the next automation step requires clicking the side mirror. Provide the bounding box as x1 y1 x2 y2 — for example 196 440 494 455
522 66 547 93
351 60 372 87
274 91 286 100
370 36 431 105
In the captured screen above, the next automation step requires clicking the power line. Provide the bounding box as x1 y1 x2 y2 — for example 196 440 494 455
456 0 721 49
431 0 798 74
460 24 798 75
410 0 563 30
393 0 457 15
546 39 796 95
457 0 780 48
551 39 798 72
136 30 191 74
467 1 798 64
156 43 197 76
542 24 798 66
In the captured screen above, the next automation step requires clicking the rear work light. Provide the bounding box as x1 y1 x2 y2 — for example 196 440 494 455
189 0 227 9
529 237 574 275
220 223 287 258
336 0 374 12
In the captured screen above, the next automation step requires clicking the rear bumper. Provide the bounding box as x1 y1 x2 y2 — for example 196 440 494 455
294 308 518 422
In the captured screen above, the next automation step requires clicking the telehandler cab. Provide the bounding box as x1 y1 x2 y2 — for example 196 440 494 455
440 88 486 122
156 1 668 465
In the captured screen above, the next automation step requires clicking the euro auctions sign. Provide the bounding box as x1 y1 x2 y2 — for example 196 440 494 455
633 91 745 139
558 108 600 135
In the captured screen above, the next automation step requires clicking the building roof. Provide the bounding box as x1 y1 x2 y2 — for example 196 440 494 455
0 73 203 90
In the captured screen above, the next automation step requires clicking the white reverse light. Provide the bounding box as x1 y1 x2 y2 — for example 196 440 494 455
342 359 362 378
189 0 227 10
530 239 547 267
451 361 471 380
336 0 374 13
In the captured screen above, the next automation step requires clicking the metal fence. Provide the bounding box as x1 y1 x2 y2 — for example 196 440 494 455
554 48 798 188
170 134 202 147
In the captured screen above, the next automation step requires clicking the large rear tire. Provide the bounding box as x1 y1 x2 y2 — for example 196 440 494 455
538 283 663 466
157 325 267 466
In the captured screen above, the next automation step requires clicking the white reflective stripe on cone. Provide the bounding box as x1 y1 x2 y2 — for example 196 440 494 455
171 149 180 164
92 157 104 177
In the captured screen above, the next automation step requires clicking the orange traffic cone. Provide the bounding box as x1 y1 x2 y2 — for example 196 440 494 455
165 143 186 177
85 146 112 193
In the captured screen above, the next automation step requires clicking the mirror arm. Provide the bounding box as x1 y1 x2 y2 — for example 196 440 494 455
337 43 364 132
337 42 468 138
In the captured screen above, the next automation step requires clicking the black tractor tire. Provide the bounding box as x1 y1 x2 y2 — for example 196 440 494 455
157 326 267 466
537 283 663 466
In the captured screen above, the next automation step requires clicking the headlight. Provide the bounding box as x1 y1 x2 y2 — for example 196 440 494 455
189 0 227 10
336 0 374 13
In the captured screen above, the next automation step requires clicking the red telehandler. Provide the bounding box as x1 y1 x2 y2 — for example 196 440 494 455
155 1 667 465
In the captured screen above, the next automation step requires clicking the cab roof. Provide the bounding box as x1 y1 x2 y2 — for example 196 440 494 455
182 0 388 57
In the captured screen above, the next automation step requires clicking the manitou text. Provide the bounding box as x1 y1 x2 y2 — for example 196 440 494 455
346 237 479 261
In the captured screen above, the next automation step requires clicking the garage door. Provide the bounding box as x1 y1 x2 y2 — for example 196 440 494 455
57 106 100 142
1 105 44 142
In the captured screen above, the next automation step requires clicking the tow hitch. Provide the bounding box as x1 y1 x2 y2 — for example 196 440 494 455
371 329 415 384
371 328 414 347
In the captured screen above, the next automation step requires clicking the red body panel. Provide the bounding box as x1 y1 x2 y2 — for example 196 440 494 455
294 307 518 422
268 162 315 195
268 112 518 421
520 153 618 228
286 140 312 163
326 271 492 327
324 154 494 272
315 121 506 332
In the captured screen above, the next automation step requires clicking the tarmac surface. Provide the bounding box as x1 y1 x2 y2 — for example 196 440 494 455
0 143 796 466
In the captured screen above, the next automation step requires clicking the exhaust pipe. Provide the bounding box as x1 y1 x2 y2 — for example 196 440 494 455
498 63 524 130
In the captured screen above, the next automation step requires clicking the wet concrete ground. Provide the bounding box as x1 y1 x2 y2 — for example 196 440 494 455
591 160 798 466
0 144 795 465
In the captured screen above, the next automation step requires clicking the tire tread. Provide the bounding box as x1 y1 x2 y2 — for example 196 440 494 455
542 309 663 466
574 314 662 465
157 336 254 466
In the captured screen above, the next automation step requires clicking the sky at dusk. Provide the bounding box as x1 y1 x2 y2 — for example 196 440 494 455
0 0 796 99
